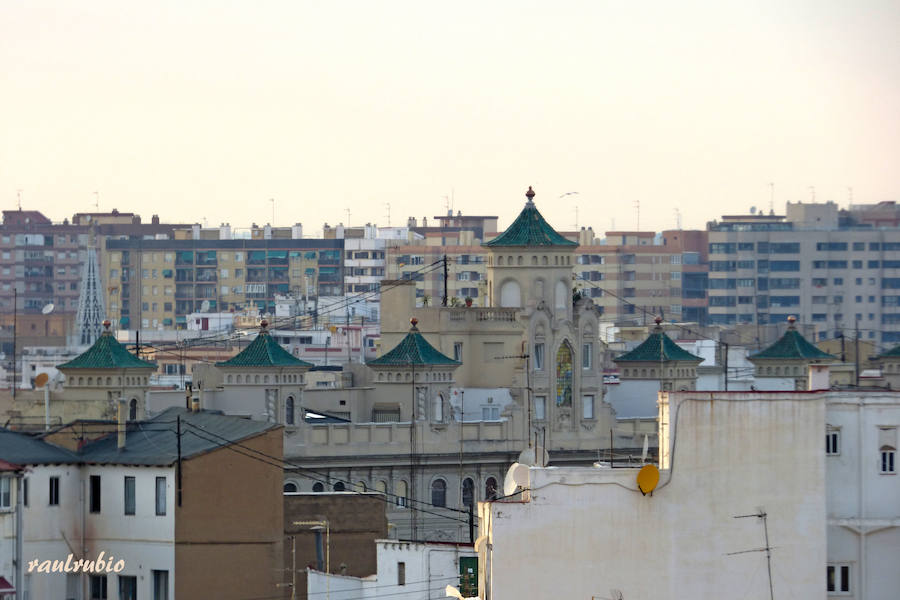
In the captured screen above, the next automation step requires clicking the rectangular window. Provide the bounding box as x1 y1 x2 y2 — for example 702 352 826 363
152 569 169 600
482 406 499 421
23 477 28 507
582 343 592 369
826 429 840 455
124 476 135 515
0 477 9 509
156 477 167 515
454 342 463 363
534 396 546 421
882 449 896 474
90 475 101 513
398 562 406 586
534 343 545 370
827 563 851 593
49 476 59 505
119 575 137 600
90 574 108 599
582 395 594 420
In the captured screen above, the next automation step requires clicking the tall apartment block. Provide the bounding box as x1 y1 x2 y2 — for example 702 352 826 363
101 224 344 330
707 202 900 344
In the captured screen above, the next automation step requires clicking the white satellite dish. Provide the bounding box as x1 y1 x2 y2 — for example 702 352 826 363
503 462 531 497
199 300 211 312
41 303 54 315
517 446 550 467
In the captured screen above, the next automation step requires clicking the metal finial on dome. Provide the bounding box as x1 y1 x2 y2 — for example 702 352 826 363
654 316 663 331
787 315 796 329
409 317 419 331
260 319 269 331
102 319 111 332
525 186 536 206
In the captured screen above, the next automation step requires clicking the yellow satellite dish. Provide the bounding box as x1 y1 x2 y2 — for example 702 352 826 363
636 464 660 496
34 373 50 388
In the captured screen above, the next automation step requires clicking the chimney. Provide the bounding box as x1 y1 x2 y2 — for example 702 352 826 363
192 382 201 412
808 363 830 391
185 383 192 409
117 396 127 451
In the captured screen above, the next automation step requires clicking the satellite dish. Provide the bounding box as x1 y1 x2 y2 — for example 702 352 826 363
503 462 531 497
636 464 660 495
199 300 211 312
34 373 50 388
41 303 54 314
517 446 549 467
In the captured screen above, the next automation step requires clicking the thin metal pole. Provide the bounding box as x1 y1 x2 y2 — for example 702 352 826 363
176 416 183 506
762 512 774 600
291 535 296 600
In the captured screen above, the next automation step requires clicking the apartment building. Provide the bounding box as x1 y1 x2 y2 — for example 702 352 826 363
102 235 344 330
707 202 900 344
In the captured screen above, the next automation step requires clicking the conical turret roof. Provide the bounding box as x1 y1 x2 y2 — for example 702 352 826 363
216 321 313 368
58 321 156 370
368 319 460 367
613 319 703 364
485 187 577 248
749 317 836 361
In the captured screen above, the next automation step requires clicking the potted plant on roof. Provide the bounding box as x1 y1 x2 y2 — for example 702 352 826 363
465 296 473 307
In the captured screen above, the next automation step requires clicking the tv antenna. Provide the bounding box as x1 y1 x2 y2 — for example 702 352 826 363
634 199 640 231
768 182 774 213
16 189 22 211
384 203 391 226
93 191 99 211
345 208 351 227
674 208 682 230
269 198 275 225
808 185 816 202
728 509 775 600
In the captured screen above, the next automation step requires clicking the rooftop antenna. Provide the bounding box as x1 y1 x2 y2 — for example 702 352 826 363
768 182 774 213
848 186 853 206
674 208 682 229
443 195 451 216
634 199 640 231
808 185 816 202
93 191 99 211
16 189 22 211
269 198 275 225
384 202 391 226
345 208 351 227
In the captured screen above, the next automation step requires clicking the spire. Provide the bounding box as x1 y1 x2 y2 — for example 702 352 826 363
525 186 536 207
72 242 106 347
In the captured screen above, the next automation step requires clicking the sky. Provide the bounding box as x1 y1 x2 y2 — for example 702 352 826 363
2 1 899 236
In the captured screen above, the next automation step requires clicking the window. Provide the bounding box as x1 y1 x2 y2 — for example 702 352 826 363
485 477 498 501
534 343 545 370
90 475 101 513
880 428 896 474
556 342 573 407
119 575 137 600
312 482 324 493
333 481 345 492
129 398 137 421
22 477 28 507
398 562 406 586
534 396 546 421
285 396 295 425
431 478 447 507
49 476 59 505
582 395 594 420
482 406 499 420
881 448 896 474
826 429 840 455
462 478 475 508
454 342 463 362
396 480 408 507
0 477 9 509
152 570 169 600
124 477 135 515
90 575 108 599
582 342 592 369
827 563 850 594
283 482 298 493
155 477 166 515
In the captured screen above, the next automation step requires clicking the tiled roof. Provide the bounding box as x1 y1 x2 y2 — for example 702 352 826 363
57 330 156 370
0 428 80 465
750 328 836 361
485 187 577 248
368 323 460 367
216 325 313 368
614 329 703 363
78 407 279 466
879 344 900 359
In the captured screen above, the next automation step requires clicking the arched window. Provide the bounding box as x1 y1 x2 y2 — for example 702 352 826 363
283 482 298 493
500 280 521 308
129 398 137 421
485 477 498 501
556 342 573 407
312 482 324 493
396 481 408 507
333 481 345 492
517 256 523 266
433 394 443 422
354 481 367 493
375 480 387 495
555 280 567 309
531 256 538 265
462 478 475 508
431 479 447 507
285 396 295 425
498 256 504 266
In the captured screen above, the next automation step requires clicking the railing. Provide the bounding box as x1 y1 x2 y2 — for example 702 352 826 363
446 307 517 323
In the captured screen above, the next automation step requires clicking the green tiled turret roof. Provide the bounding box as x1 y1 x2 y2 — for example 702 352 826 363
216 321 313 368
58 322 157 370
878 344 900 359
614 320 703 363
749 317 836 361
368 319 461 367
485 187 577 248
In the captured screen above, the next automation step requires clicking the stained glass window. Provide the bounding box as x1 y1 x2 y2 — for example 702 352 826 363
556 342 573 407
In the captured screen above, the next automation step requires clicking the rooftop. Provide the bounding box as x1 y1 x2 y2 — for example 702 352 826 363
613 320 704 363
485 187 578 248
367 319 461 367
57 323 157 370
216 321 314 368
749 318 837 362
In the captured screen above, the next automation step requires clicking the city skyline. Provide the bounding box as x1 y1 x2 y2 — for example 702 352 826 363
2 1 899 235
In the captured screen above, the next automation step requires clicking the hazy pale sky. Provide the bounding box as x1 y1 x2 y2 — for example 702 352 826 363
2 1 899 236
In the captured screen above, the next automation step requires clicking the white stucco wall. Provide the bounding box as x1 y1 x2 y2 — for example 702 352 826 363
481 392 826 600
603 379 660 418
